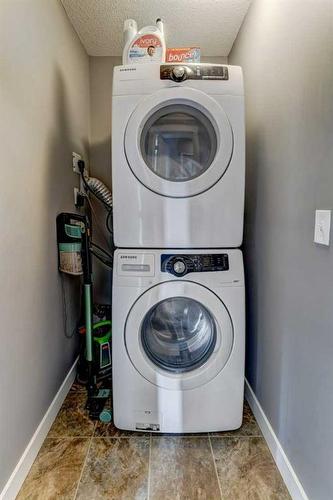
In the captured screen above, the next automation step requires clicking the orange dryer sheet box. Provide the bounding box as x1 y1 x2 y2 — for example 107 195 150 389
166 47 201 63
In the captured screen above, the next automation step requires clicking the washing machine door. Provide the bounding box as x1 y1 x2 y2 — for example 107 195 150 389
125 281 234 390
124 88 233 198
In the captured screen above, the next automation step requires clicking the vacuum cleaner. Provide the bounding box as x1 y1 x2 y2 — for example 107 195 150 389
56 157 114 422
56 210 112 423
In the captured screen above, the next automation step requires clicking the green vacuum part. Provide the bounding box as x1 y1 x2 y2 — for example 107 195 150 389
92 321 112 370
99 409 112 423
64 223 82 238
77 319 112 383
93 320 112 343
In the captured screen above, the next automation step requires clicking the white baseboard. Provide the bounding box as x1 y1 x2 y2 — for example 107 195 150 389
0 358 78 500
245 379 308 500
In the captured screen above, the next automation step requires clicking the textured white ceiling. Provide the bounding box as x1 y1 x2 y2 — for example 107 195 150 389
61 0 251 57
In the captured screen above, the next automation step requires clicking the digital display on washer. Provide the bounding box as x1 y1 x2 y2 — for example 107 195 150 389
160 64 229 82
161 254 229 277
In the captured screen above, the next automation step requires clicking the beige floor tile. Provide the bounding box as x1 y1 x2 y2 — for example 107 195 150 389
149 436 221 500
211 436 290 500
69 381 86 393
17 438 89 500
47 391 95 438
17 394 290 500
76 437 150 499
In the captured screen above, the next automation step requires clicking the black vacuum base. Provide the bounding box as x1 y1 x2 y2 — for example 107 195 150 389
86 388 111 420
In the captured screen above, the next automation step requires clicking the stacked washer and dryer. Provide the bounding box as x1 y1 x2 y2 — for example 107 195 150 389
111 63 245 433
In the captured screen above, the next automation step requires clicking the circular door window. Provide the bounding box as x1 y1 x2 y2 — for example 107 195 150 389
124 87 233 198
141 297 217 373
140 105 218 182
125 280 234 390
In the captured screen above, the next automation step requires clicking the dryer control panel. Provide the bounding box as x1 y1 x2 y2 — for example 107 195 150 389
160 64 229 82
161 253 229 277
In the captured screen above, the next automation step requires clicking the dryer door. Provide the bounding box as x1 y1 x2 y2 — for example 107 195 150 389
125 281 234 390
124 88 233 198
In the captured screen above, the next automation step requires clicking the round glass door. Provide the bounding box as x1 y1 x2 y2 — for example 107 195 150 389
124 87 233 198
140 105 218 182
141 297 217 373
125 280 234 390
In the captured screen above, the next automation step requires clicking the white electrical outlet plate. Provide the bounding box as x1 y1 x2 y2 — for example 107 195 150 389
74 187 79 206
314 210 331 245
72 152 82 174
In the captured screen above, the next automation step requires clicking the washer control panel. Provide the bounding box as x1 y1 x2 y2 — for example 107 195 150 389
161 254 229 277
160 64 229 82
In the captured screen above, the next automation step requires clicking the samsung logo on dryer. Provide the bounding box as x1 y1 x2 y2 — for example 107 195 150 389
120 255 138 259
119 68 137 72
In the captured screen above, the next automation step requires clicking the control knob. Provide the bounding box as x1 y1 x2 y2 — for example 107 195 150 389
171 66 187 82
172 258 186 276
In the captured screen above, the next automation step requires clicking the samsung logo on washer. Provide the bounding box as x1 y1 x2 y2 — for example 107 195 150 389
119 67 137 72
119 254 153 275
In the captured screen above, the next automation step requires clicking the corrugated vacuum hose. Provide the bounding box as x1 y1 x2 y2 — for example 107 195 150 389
77 159 114 248
85 176 113 209
77 159 113 209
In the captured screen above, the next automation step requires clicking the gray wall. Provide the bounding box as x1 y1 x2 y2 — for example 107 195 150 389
89 56 121 303
229 1 333 498
0 0 90 491
89 55 227 301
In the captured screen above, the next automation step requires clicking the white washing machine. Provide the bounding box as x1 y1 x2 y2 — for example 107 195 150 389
112 248 245 433
112 63 245 248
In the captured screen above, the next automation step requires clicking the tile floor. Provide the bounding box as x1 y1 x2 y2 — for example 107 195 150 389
18 383 290 499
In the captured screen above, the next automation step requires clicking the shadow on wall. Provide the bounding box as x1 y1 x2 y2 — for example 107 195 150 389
47 66 110 314
243 125 289 439
44 66 88 362
90 137 112 188
88 137 113 305
243 126 260 386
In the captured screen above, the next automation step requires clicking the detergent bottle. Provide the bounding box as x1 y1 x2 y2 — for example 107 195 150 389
122 18 166 65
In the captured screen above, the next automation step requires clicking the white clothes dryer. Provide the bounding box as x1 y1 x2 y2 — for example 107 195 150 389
112 248 245 433
112 63 245 248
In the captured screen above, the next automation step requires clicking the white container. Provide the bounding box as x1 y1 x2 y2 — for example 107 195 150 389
122 18 166 65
